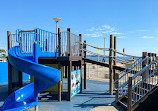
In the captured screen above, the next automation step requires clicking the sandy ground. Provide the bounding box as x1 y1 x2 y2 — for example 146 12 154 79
91 106 118 111
84 63 125 81
83 63 124 111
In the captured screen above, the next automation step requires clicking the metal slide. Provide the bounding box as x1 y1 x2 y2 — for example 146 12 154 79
2 43 60 111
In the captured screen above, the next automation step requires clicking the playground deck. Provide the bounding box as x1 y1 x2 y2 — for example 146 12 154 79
0 79 125 111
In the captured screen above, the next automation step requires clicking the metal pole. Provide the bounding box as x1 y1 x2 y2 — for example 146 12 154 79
104 37 106 57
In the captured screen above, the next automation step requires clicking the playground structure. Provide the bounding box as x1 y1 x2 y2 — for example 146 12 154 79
4 28 84 111
2 27 158 111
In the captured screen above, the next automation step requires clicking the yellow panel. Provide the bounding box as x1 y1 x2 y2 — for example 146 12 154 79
30 64 63 92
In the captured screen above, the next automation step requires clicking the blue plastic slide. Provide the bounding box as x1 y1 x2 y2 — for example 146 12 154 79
2 43 60 111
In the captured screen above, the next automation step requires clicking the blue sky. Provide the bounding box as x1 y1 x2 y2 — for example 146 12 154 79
0 0 158 56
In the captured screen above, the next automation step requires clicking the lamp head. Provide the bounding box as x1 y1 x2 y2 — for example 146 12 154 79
53 18 61 22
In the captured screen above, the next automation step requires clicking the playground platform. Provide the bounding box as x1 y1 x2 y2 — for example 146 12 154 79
0 79 125 111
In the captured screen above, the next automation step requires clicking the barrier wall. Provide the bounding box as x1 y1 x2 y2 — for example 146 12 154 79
0 62 29 83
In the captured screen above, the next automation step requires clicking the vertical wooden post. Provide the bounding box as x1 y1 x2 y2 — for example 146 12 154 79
18 37 23 94
109 34 113 95
58 62 62 101
8 31 22 95
58 28 62 101
67 28 71 56
79 34 82 56
79 60 82 93
8 31 12 95
148 53 152 75
113 36 116 81
79 34 83 91
127 77 133 111
65 66 68 78
58 28 61 56
115 73 119 103
74 66 76 70
83 40 87 89
151 53 154 72
154 53 157 71
68 61 72 101
142 52 147 80
67 28 72 101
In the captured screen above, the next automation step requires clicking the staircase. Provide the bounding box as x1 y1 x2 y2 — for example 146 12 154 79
114 55 158 111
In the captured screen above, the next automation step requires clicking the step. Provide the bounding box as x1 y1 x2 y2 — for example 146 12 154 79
118 100 127 109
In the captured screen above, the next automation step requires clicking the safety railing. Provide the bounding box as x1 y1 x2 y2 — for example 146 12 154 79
60 30 81 57
114 57 148 90
71 33 80 56
115 54 158 110
82 42 110 62
37 28 57 52
10 34 19 48
61 31 68 56
131 58 157 106
14 29 57 53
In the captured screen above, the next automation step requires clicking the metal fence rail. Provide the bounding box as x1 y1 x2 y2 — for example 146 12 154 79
114 57 147 90
37 28 57 52
14 29 57 53
71 33 80 56
60 31 81 56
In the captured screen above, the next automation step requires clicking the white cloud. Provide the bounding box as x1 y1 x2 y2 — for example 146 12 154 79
85 25 122 37
83 33 102 37
141 36 153 39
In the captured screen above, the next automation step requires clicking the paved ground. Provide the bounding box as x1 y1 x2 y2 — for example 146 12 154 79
0 80 125 111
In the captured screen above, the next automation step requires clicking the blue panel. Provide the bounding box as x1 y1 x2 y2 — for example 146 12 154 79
0 62 8 83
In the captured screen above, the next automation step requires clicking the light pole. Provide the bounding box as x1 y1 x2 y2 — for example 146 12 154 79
53 18 61 52
103 37 106 62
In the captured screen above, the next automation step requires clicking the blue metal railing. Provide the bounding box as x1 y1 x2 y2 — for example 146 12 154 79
14 28 57 53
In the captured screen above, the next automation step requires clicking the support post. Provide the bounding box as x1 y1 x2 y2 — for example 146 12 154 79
58 62 62 101
79 34 82 56
8 31 23 94
109 35 113 95
154 53 157 71
67 28 71 56
58 28 61 56
83 40 87 89
65 66 68 78
8 31 12 95
58 28 62 101
151 53 154 72
115 73 119 103
113 36 116 81
79 60 82 93
127 77 133 111
142 52 147 80
148 53 152 75
68 61 72 101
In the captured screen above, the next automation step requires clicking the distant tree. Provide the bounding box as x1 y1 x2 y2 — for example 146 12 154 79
0 49 6 57
0 49 5 53
1 54 6 57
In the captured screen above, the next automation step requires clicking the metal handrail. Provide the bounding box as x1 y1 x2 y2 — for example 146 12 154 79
120 57 155 89
132 58 158 80
114 57 147 85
